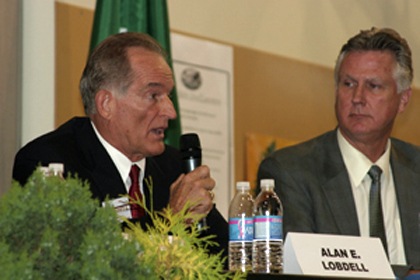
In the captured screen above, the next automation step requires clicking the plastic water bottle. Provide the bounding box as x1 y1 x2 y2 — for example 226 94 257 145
228 181 254 272
252 179 283 273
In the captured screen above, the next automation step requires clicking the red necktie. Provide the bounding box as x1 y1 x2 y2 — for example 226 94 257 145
128 165 144 219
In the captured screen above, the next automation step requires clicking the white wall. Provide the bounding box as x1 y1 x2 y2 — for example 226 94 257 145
22 0 55 145
23 0 420 144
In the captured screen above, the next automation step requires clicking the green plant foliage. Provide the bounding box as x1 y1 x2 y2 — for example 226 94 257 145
0 170 245 279
124 176 246 280
0 170 149 279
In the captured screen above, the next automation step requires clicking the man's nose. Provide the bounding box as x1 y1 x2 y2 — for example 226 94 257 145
352 85 366 104
161 95 177 119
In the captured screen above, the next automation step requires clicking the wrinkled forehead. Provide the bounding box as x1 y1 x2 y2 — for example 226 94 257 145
126 48 174 86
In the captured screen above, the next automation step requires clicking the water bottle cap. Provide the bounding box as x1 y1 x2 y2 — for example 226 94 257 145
236 181 250 190
260 178 275 189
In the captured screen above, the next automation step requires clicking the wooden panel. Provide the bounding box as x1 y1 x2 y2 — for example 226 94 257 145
0 1 21 195
55 3 420 185
234 48 337 181
55 2 93 126
393 87 420 144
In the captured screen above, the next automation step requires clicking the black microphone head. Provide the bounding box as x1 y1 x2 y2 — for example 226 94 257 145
179 133 201 160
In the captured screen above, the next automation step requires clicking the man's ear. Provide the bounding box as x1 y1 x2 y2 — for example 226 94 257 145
95 89 114 119
398 88 412 113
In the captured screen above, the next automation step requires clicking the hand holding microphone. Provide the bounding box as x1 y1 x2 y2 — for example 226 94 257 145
169 133 215 227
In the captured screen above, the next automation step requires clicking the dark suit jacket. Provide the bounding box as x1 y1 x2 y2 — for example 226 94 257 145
13 117 228 258
257 130 420 267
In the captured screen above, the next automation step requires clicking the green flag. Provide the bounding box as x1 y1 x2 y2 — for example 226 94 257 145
89 0 182 148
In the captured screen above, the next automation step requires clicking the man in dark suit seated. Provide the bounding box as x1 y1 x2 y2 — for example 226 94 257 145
258 27 420 274
12 32 228 258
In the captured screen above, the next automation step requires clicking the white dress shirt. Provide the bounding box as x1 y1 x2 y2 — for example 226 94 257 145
337 129 406 265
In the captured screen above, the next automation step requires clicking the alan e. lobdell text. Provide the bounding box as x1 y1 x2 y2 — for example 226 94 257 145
321 247 369 272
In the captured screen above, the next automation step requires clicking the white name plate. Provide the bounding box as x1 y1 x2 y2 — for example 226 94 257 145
102 197 133 220
284 232 394 279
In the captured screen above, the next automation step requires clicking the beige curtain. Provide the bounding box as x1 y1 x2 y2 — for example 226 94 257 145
0 1 22 196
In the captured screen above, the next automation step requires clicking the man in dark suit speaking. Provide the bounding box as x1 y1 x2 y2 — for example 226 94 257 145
258 27 420 271
13 32 228 258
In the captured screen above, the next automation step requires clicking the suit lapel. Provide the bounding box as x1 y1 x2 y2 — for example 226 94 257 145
74 119 126 200
322 170 360 235
319 131 360 235
391 144 420 264
90 158 125 199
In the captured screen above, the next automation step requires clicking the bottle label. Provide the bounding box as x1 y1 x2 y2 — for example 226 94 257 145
253 215 283 240
229 217 253 241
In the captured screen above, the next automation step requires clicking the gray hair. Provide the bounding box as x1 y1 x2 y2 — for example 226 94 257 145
334 27 413 93
80 32 167 115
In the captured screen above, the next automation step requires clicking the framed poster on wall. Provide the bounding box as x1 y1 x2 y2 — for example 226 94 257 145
171 32 233 219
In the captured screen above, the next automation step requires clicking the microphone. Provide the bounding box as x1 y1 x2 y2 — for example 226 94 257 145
179 133 208 231
180 133 202 173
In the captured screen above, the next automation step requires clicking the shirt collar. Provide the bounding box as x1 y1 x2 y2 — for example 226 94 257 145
337 129 391 187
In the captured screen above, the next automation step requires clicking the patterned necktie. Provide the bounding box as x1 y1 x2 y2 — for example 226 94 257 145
368 165 388 255
128 165 144 219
